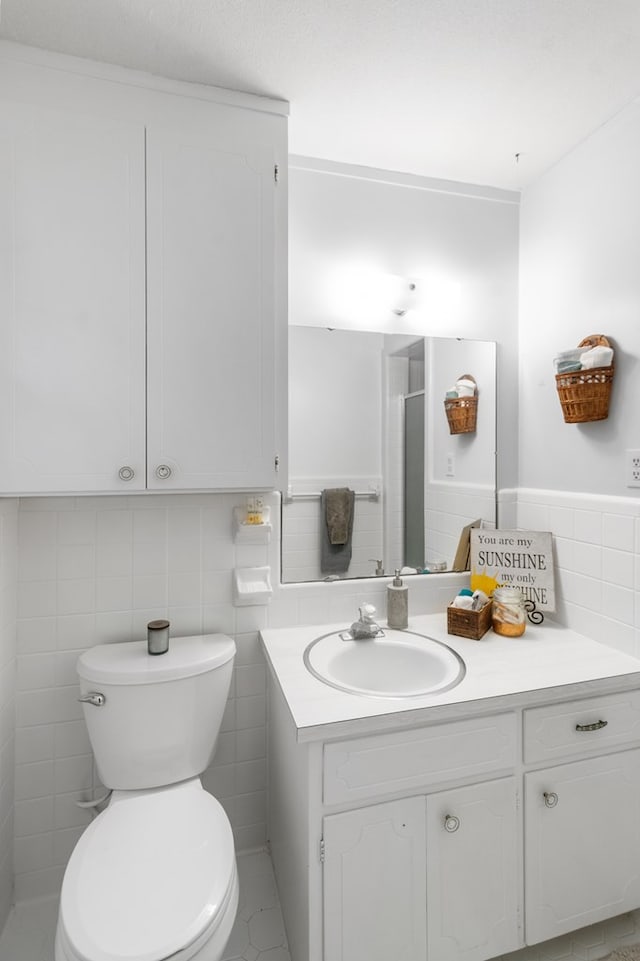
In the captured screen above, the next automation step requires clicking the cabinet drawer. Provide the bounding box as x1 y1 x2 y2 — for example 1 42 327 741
323 713 517 805
524 690 640 764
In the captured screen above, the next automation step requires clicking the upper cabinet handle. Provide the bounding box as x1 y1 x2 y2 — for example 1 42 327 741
575 719 608 732
155 465 172 479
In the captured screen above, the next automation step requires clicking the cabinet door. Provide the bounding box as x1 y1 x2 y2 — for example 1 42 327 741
322 796 427 961
525 748 640 945
426 777 521 961
146 115 284 490
0 101 146 493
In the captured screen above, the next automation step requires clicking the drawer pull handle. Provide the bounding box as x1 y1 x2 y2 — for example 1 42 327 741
575 719 608 732
444 815 460 833
543 791 558 808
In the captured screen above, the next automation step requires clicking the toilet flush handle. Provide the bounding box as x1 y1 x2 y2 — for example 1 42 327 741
78 692 106 707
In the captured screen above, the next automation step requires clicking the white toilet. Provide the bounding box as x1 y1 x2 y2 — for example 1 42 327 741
55 633 238 961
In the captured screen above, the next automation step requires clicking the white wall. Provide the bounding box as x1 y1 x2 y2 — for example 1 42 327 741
289 157 521 492
284 326 384 581
517 94 640 661
427 338 496 487
425 338 497 567
519 101 640 496
0 500 17 928
288 326 382 479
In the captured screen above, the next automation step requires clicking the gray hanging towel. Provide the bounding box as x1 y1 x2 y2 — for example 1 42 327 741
321 488 355 574
325 487 353 544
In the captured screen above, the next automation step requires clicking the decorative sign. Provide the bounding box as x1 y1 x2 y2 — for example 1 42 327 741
470 529 555 612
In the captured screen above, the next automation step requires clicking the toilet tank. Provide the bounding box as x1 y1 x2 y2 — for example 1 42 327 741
77 634 235 790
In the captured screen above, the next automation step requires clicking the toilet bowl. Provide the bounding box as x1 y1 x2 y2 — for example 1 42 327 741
56 780 238 961
54 633 238 961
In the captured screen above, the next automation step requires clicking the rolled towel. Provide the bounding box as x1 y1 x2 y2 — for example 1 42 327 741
451 594 474 610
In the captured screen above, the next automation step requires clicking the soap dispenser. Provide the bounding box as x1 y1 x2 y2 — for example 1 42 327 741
387 569 408 629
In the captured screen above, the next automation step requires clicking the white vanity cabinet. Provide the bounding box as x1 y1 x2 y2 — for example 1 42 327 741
266 674 640 961
523 691 640 946
319 715 521 961
0 45 287 494
425 777 520 961
323 796 428 961
322 778 520 961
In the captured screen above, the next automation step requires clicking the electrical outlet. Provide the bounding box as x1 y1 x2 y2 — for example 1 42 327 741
626 449 640 487
446 452 455 477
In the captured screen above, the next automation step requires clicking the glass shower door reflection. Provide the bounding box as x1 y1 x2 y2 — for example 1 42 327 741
404 391 424 570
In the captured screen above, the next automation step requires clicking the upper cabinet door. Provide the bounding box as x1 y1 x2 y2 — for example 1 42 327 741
146 113 284 491
0 101 147 493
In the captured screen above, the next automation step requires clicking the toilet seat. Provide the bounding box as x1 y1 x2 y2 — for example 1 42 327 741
58 780 236 961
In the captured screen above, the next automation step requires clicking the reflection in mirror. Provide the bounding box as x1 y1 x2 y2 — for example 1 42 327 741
282 326 496 583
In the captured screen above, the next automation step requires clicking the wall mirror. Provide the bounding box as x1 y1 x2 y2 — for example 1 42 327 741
281 324 497 584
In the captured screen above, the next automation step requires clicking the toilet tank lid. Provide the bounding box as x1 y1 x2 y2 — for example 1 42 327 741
77 634 235 685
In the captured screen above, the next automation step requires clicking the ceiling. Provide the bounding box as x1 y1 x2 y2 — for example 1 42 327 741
2 0 640 190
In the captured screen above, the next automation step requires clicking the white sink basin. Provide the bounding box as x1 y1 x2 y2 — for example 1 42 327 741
303 629 465 698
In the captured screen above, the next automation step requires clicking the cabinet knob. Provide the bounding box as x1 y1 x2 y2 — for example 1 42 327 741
543 791 559 808
155 465 172 480
118 466 135 481
444 814 460 833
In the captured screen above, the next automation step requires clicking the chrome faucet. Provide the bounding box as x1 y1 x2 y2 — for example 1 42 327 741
347 603 382 639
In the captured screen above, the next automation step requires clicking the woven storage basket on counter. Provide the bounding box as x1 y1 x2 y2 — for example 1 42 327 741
447 600 491 640
444 374 477 434
555 335 614 424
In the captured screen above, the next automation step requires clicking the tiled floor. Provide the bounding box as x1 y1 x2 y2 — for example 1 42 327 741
0 850 291 961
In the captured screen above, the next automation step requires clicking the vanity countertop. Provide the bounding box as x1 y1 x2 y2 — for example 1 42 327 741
260 614 640 742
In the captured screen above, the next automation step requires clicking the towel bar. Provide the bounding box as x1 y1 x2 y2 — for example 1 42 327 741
285 487 380 502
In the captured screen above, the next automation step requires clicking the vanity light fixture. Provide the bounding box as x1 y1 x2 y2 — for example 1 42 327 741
390 277 418 316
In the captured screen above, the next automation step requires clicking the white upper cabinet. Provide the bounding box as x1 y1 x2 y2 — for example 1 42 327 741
0 100 147 493
146 119 279 490
0 44 287 494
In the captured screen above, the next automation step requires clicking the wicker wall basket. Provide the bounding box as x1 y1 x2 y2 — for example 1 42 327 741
555 335 614 424
444 374 477 434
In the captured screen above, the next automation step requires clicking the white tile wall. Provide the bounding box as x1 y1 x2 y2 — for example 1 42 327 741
426 481 496 568
515 488 640 657
281 478 383 582
9 482 640 912
13 492 281 902
0 499 18 931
